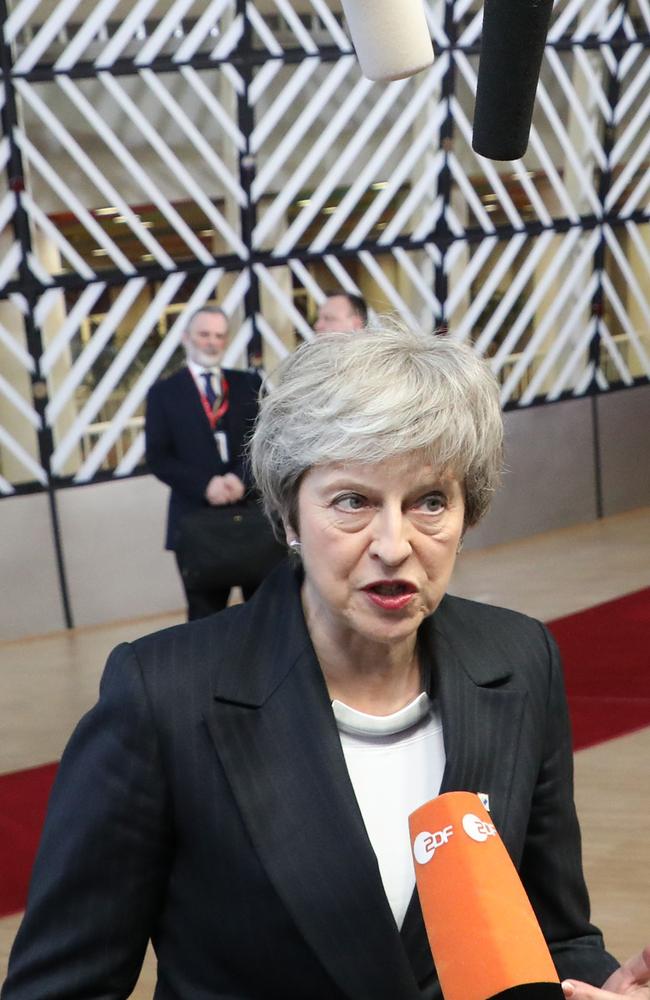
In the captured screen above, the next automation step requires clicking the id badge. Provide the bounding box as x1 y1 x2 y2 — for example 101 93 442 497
214 430 229 463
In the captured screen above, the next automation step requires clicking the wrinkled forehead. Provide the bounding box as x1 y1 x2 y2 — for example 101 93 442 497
301 453 464 494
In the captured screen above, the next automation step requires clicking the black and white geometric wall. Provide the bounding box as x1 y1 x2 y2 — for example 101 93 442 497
0 0 648 495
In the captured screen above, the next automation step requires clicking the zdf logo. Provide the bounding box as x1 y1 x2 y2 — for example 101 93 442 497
462 812 497 842
412 825 454 865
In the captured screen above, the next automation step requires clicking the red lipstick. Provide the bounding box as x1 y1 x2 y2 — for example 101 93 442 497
362 580 417 611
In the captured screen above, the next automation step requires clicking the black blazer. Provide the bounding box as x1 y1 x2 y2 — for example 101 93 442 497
2 564 618 1000
145 366 261 549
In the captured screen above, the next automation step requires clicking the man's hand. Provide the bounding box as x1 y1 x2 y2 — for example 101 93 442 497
204 474 245 506
222 473 245 502
204 476 231 505
562 947 650 999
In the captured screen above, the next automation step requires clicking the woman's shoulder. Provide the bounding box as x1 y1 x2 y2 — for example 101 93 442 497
433 593 553 662
104 569 305 717
430 595 557 691
90 607 251 737
438 592 544 632
104 605 249 704
130 603 247 665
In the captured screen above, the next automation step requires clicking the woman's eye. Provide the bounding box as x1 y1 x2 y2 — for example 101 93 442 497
416 493 446 514
334 493 367 511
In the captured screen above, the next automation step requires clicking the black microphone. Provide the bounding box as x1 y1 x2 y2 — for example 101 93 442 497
472 0 555 160
484 988 565 999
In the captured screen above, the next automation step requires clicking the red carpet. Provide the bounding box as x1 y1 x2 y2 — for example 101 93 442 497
0 762 58 918
1 587 648 918
547 586 650 751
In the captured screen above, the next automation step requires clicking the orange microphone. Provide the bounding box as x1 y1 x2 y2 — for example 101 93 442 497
409 792 564 999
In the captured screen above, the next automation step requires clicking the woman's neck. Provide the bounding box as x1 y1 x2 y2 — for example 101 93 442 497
311 630 422 716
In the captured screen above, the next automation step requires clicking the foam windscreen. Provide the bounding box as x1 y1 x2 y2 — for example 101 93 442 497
339 0 434 82
472 0 555 160
409 792 564 1000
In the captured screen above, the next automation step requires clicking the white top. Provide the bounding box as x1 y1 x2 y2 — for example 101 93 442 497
187 360 221 397
332 693 445 928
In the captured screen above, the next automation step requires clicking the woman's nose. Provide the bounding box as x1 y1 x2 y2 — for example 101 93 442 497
368 508 412 565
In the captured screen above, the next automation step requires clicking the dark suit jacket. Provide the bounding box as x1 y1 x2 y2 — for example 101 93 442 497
2 564 618 1000
145 366 261 549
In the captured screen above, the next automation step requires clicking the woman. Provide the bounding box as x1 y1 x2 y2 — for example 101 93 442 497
2 325 642 999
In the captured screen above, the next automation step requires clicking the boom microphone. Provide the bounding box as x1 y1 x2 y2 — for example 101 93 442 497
472 0 555 160
338 0 434 82
409 792 564 1000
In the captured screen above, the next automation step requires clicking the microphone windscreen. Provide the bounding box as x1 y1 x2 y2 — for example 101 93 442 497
472 0 554 160
339 0 434 82
409 792 564 1000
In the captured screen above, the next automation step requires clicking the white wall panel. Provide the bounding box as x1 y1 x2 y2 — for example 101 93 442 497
56 476 183 627
465 398 599 550
598 384 650 516
0 493 65 640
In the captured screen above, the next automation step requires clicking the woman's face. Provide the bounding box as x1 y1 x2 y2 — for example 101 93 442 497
289 452 466 651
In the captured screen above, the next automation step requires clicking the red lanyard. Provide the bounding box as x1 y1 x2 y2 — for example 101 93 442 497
200 374 229 429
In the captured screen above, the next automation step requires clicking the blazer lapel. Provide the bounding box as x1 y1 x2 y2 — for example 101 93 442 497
400 599 527 981
175 367 216 450
433 616 526 820
204 566 421 1000
221 370 246 456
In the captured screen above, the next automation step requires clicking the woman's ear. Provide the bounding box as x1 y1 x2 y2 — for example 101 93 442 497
283 521 298 547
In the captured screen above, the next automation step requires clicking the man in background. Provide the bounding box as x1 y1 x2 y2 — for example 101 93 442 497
314 291 368 334
146 306 262 619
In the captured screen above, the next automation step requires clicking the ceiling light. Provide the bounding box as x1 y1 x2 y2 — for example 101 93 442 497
91 248 109 256
371 181 388 190
95 206 120 216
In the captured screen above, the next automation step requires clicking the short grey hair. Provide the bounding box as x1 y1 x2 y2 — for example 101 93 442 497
184 305 228 331
250 322 503 539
